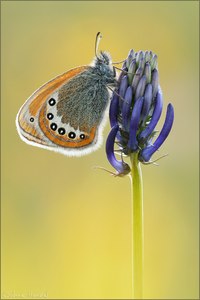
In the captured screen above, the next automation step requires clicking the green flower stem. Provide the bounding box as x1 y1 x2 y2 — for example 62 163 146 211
130 152 144 299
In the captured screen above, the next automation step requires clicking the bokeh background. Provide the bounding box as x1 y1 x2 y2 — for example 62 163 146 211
1 1 199 299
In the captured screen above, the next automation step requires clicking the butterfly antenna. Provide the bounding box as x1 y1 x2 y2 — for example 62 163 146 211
112 59 126 65
95 32 103 59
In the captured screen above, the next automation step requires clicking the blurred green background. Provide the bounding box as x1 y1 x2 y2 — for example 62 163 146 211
1 1 199 299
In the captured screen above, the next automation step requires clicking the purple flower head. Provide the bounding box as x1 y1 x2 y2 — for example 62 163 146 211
106 50 174 175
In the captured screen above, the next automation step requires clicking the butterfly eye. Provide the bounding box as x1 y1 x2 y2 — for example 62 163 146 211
30 117 34 122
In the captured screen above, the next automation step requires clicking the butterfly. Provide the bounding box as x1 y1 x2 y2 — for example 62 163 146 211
16 32 118 156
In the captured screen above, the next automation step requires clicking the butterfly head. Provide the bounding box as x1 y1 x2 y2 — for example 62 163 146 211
93 51 116 83
97 51 111 65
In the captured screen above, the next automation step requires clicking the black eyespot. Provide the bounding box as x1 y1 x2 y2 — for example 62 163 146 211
47 113 54 120
58 128 66 135
30 117 34 122
48 98 56 106
50 123 57 131
80 134 85 139
68 132 76 139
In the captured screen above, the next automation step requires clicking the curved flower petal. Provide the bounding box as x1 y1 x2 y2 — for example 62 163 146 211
128 59 136 84
109 94 119 127
128 97 144 152
139 104 174 162
106 125 131 175
126 49 134 67
139 89 163 142
119 75 128 110
121 60 127 69
119 75 128 98
152 69 159 98
132 67 143 93
144 62 151 83
136 51 144 65
138 58 145 70
122 86 133 131
151 54 158 70
128 49 134 57
135 75 146 101
109 93 123 143
141 83 153 123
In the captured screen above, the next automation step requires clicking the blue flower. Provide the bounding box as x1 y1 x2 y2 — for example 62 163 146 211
106 50 174 175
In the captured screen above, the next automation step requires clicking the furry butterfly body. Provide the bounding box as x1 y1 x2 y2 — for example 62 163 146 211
16 51 117 156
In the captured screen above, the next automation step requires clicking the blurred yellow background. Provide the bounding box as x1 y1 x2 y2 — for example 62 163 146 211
1 1 199 299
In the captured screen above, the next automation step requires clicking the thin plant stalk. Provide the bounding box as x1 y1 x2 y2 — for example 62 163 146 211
130 152 144 299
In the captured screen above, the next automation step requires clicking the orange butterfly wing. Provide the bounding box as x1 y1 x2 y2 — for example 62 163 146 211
17 66 99 155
